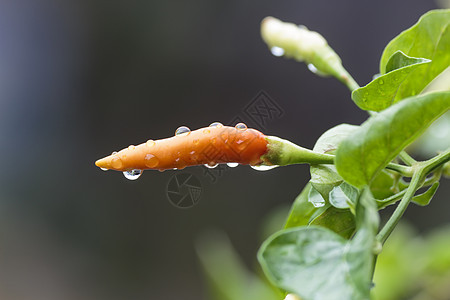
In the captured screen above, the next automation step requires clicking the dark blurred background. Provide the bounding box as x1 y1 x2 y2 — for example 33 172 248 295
0 0 446 299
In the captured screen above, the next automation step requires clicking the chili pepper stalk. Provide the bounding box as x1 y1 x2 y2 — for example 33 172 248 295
261 136 335 166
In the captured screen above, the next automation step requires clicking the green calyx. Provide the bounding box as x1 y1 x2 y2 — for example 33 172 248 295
261 136 335 166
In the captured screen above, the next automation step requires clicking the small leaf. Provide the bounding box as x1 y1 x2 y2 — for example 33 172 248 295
379 9 450 99
308 185 326 208
310 206 355 239
370 170 398 200
285 183 356 239
412 182 440 206
385 50 431 73
352 53 431 111
310 124 359 199
336 92 450 188
329 182 359 209
258 189 377 300
285 183 329 229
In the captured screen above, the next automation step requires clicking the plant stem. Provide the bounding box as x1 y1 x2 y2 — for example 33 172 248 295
336 66 360 92
263 136 335 166
385 163 414 177
377 169 424 244
422 149 450 174
398 151 417 166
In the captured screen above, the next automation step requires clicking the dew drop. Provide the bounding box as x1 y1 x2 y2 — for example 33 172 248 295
123 169 142 180
111 156 123 169
146 140 155 147
209 122 223 128
203 128 211 134
112 151 118 155
204 163 218 169
175 126 191 136
307 63 318 74
311 201 325 208
227 162 239 168
379 79 384 85
251 165 278 171
128 145 135 150
144 154 159 168
270 46 285 57
235 123 247 131
308 188 326 208
193 139 199 145
100 167 108 171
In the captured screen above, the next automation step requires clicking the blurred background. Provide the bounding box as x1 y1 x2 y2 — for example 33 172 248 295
0 0 448 299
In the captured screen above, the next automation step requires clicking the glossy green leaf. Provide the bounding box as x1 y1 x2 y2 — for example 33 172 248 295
258 189 377 300
308 185 326 208
370 170 399 200
412 182 440 206
336 91 450 188
385 50 431 73
285 183 329 229
352 52 431 111
310 124 359 199
379 9 450 99
329 182 359 209
285 183 356 239
310 206 355 239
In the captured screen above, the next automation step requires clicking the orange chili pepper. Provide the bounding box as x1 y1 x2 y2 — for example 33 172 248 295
95 123 268 172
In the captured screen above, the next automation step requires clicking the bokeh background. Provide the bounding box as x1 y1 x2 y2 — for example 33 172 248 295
0 0 448 299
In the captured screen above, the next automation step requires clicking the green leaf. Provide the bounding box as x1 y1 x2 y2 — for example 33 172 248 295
370 170 400 200
412 182 440 206
285 183 356 239
307 185 326 208
385 50 431 73
310 206 355 239
352 52 431 111
336 91 450 188
379 9 450 99
310 124 359 199
329 182 359 209
258 188 377 300
285 183 329 229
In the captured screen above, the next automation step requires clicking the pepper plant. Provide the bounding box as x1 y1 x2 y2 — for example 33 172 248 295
96 9 450 300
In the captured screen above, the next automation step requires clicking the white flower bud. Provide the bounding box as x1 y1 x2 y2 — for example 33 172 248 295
261 17 327 62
